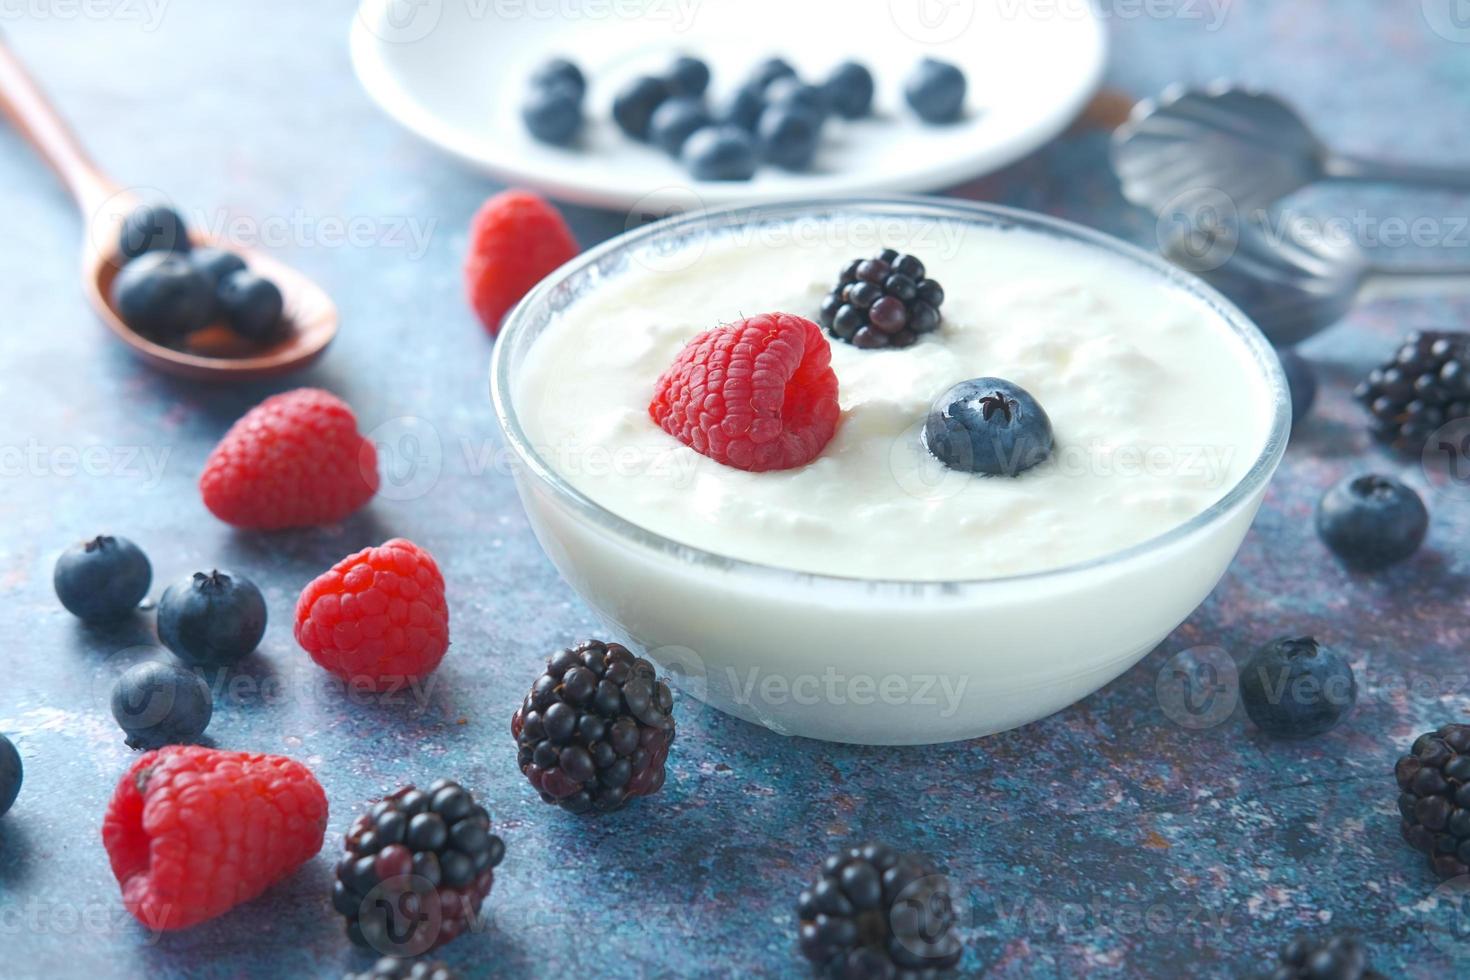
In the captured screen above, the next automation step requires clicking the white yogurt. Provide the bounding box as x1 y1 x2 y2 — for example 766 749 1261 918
517 219 1272 581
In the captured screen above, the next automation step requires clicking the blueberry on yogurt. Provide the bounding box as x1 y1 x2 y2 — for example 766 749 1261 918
924 378 1054 476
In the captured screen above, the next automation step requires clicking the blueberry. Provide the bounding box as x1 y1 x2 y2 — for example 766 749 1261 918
54 535 151 621
747 56 796 92
0 734 20 817
522 82 584 146
681 126 757 181
665 55 710 98
649 96 712 156
764 77 830 123
756 104 822 170
118 203 190 259
1316 474 1428 570
612 75 672 140
1278 348 1317 430
905 57 967 123
158 570 268 667
110 659 212 749
1240 636 1356 738
189 246 247 293
721 83 767 131
924 378 1054 476
821 60 874 119
217 270 285 343
111 251 215 341
528 57 586 101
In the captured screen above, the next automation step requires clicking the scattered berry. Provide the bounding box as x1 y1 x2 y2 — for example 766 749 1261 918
295 538 449 691
756 104 822 170
53 534 151 621
612 74 671 140
650 96 712 156
512 640 675 814
681 125 758 181
747 56 796 92
1261 934 1381 980
1279 348 1317 431
721 83 766 132
1396 723 1470 879
110 251 215 341
200 388 379 530
521 82 584 146
117 203 190 259
819 249 943 348
343 959 459 980
0 733 21 818
650 312 840 471
334 780 504 955
217 269 285 343
797 842 963 977
1316 474 1428 570
102 745 328 930
925 378 1053 476
1239 636 1356 739
157 570 267 667
464 189 578 334
822 60 874 119
1355 330 1470 453
665 54 710 97
764 77 830 124
188 246 247 293
110 660 212 750
528 56 586 101
905 57 967 123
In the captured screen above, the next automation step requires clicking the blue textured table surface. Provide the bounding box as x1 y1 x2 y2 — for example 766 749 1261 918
3 2 1470 978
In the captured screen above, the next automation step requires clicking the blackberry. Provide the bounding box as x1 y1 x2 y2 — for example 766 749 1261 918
797 842 963 978
343 959 458 980
819 250 944 349
1355 330 1470 453
1259 934 1382 980
512 639 675 814
1394 723 1470 879
334 780 505 956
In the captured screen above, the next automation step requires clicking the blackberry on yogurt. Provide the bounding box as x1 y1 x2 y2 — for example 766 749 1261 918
819 249 944 349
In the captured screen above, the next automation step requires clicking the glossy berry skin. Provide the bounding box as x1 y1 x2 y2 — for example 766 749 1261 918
54 534 151 621
721 83 766 131
521 82 584 146
344 959 459 980
200 388 379 530
904 57 967 123
1263 934 1380 980
117 203 190 259
1239 636 1356 739
0 733 21 817
820 249 943 349
756 104 821 170
102 745 328 930
649 96 712 156
110 660 213 750
924 378 1053 476
528 57 585 101
110 251 215 341
681 125 758 181
1395 723 1470 879
217 269 285 343
464 189 578 333
747 56 796 92
188 246 247 293
1355 330 1470 453
612 74 671 140
1279 348 1317 430
822 60 874 118
1316 474 1428 570
764 77 830 124
158 570 267 667
665 55 710 97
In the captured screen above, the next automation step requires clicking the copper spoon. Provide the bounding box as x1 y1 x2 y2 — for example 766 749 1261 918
0 38 336 381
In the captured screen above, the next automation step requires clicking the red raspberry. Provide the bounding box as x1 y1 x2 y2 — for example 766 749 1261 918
463 189 578 334
200 388 379 530
649 312 841 472
295 538 449 691
101 745 328 931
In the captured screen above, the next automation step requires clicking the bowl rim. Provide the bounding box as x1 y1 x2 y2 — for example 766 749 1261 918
489 194 1291 590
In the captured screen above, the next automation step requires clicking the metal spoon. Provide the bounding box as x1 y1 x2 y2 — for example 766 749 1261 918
0 38 336 381
1113 83 1470 215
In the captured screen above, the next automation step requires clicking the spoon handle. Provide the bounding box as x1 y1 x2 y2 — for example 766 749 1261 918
1324 153 1470 193
0 36 118 215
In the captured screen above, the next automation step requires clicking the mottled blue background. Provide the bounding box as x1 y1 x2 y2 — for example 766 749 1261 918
2 2 1469 978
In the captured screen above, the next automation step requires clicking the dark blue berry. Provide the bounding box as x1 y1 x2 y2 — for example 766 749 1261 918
53 535 151 621
1278 348 1317 430
721 83 766 131
0 734 20 817
612 75 671 140
681 126 757 181
665 55 710 97
821 60 874 118
111 659 213 749
764 77 830 123
521 82 584 146
905 57 967 123
747 56 796 92
158 569 267 667
924 378 1053 476
1240 636 1356 738
756 104 821 170
189 246 247 293
111 251 215 341
118 203 190 259
649 96 712 156
528 57 586 101
1316 474 1428 569
216 270 285 343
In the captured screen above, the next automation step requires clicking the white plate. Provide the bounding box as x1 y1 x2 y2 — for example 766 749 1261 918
349 0 1107 210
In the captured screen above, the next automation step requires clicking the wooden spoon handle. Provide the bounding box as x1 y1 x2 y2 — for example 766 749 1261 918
0 35 118 215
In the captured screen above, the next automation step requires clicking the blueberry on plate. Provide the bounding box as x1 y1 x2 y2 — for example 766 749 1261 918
0 733 20 817
721 83 767 132
522 82 584 146
681 126 757 181
189 246 247 294
763 77 830 123
118 203 190 259
217 269 285 343
612 75 672 140
1240 636 1356 738
821 60 874 119
905 57 967 123
665 55 710 98
756 104 821 170
924 378 1054 476
1316 474 1428 570
747 56 796 92
649 96 713 156
54 535 151 622
158 569 267 668
111 659 212 749
1278 348 1317 430
528 56 586 101
111 251 215 341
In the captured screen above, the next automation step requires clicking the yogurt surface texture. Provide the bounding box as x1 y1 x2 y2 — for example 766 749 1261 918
516 217 1273 581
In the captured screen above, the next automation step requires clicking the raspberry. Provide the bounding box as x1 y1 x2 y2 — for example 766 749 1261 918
649 312 841 472
463 189 578 334
295 538 449 691
101 745 328 931
200 388 378 530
